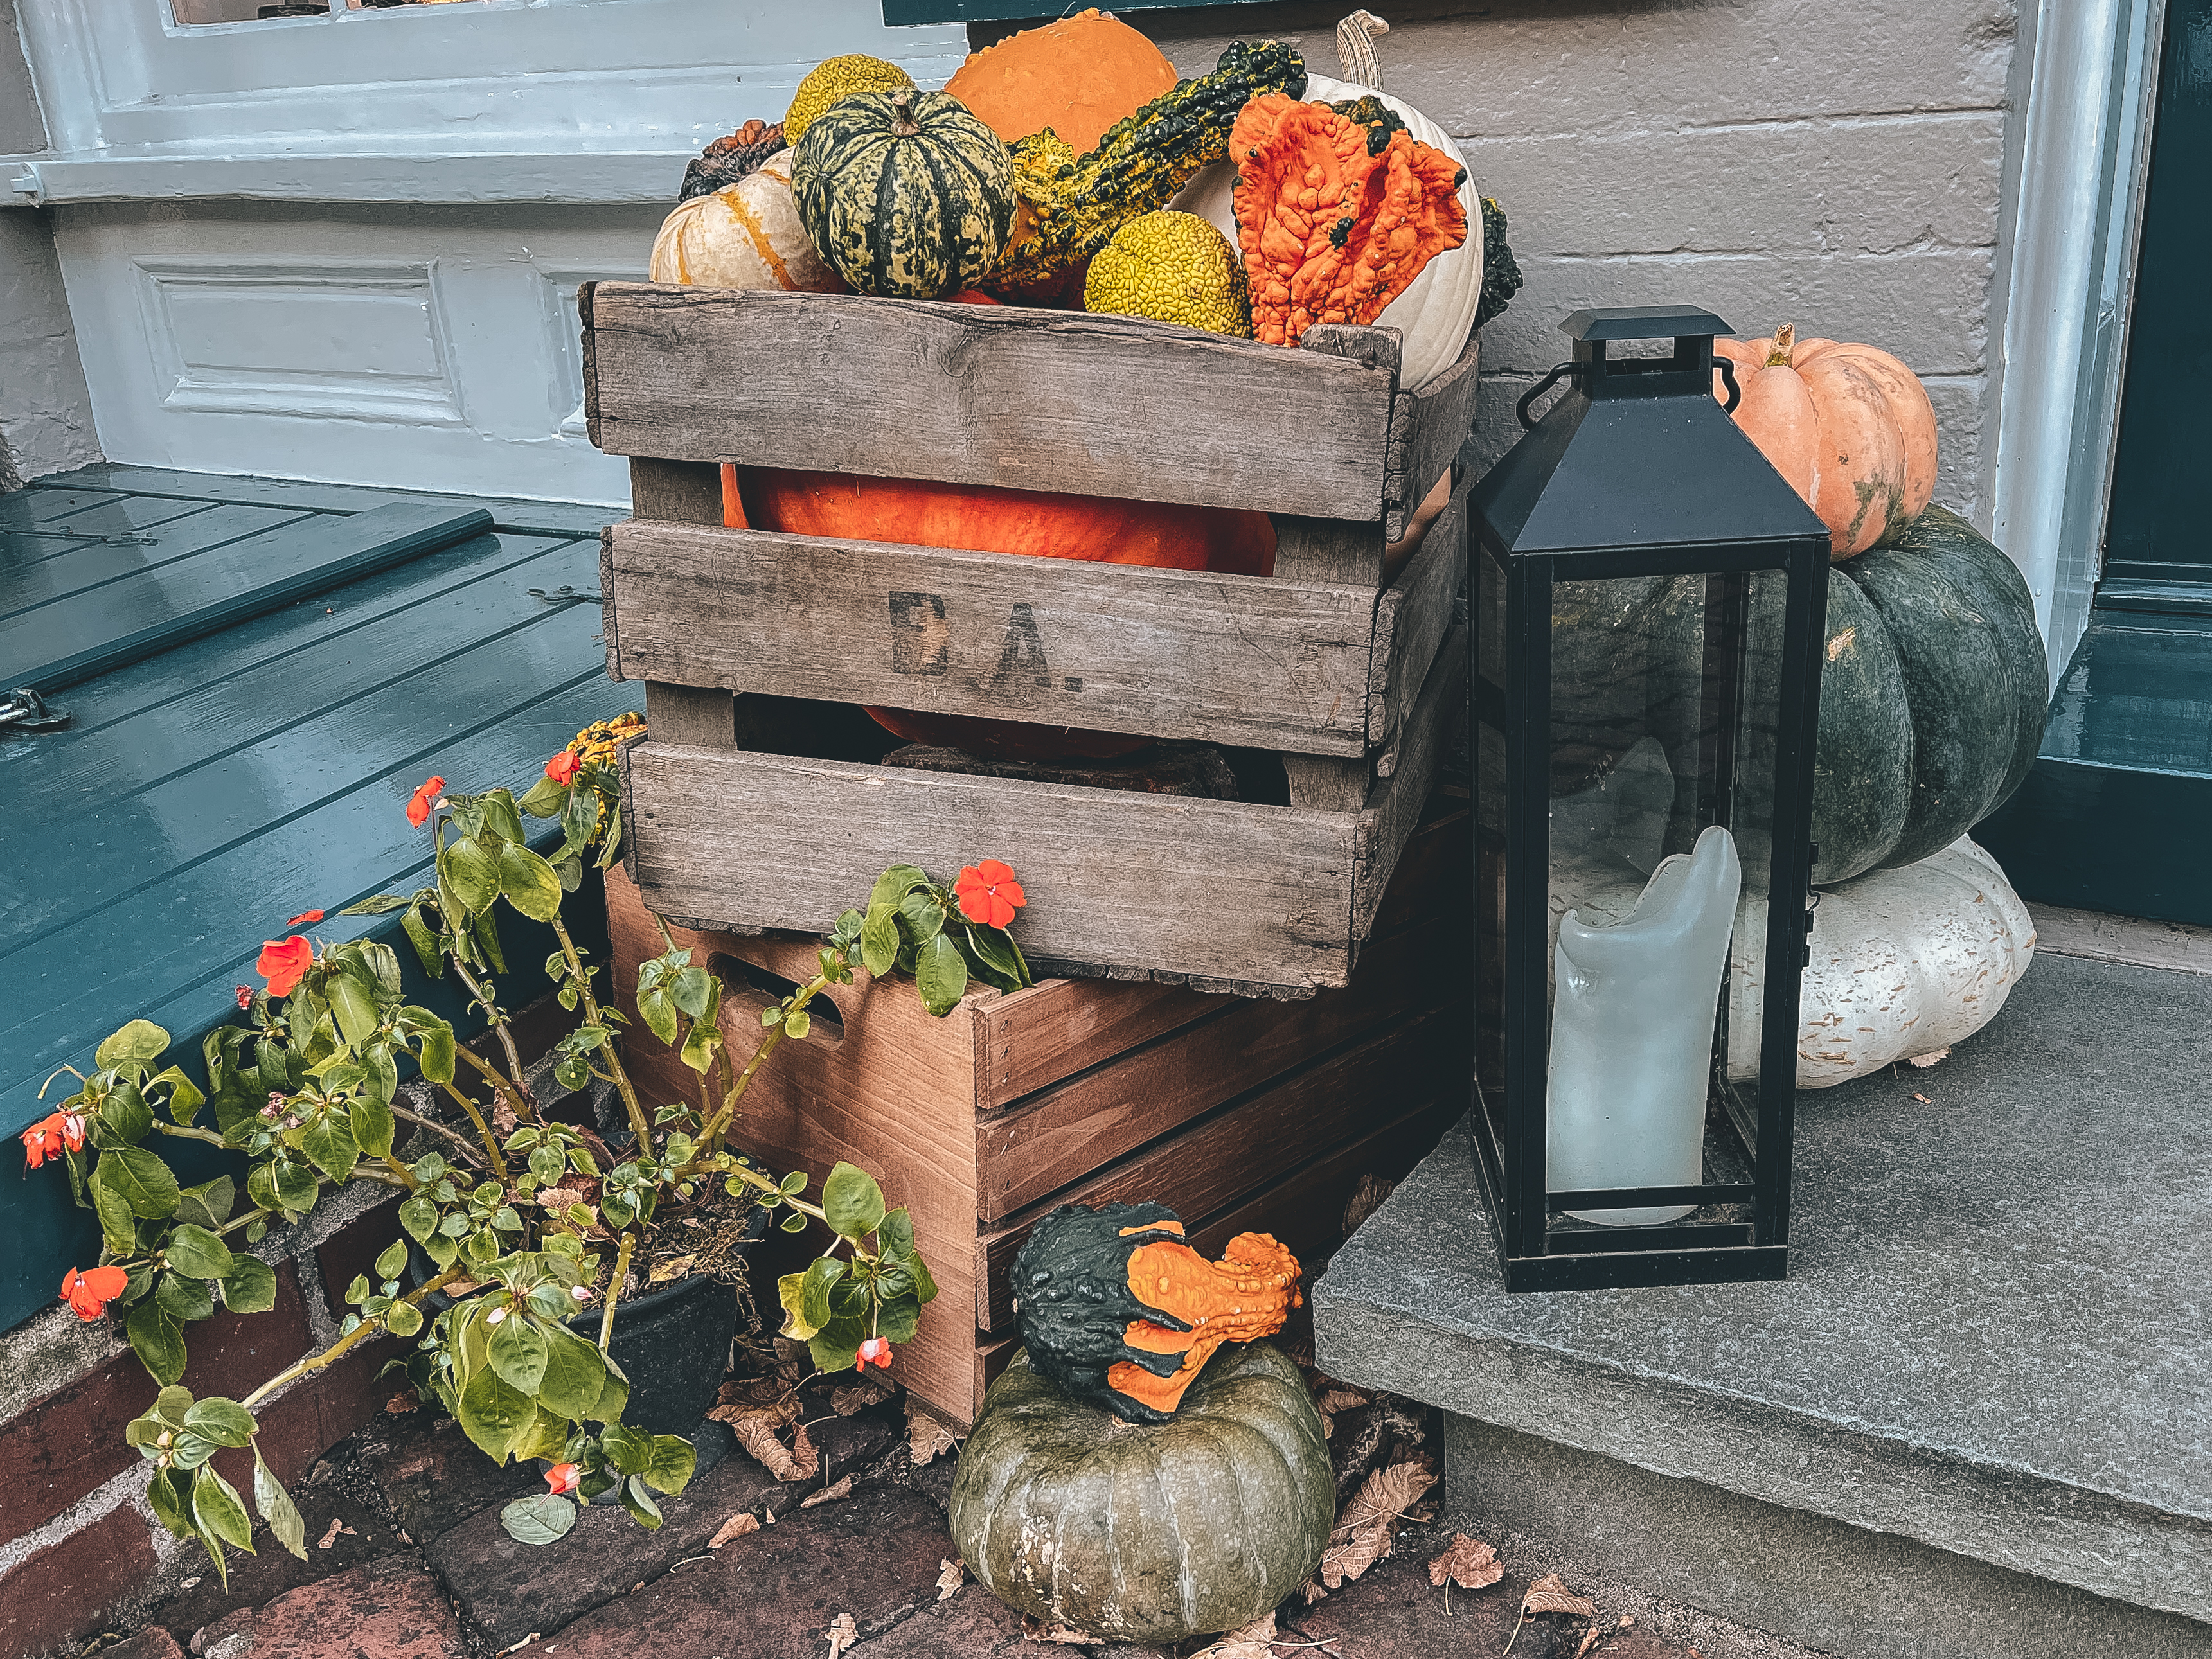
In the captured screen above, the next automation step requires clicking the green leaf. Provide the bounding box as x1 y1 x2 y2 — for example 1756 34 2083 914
620 1475 664 1531
417 1022 456 1085
638 986 678 1047
299 1113 359 1184
898 889 945 946
97 1020 172 1070
595 801 625 870
444 835 504 916
96 1146 180 1220
399 1193 440 1243
166 1224 236 1280
175 1176 235 1230
91 1181 135 1257
328 976 380 1048
915 934 968 1017
859 905 902 980
488 1313 549 1394
780 1212 808 1234
272 1158 319 1213
807 1317 867 1376
785 1009 811 1040
640 1433 697 1496
517 773 569 818
192 1462 255 1552
502 1491 578 1545
600 1422 652 1476
587 1353 630 1425
254 1446 308 1560
126 1300 188 1385
678 1016 720 1075
878 1207 915 1259
963 923 1024 988
340 894 413 916
875 1292 922 1344
373 1239 409 1281
866 864 931 915
402 901 443 978
457 1366 537 1462
779 1170 808 1197
182 1397 256 1448
385 1300 424 1338
798 1254 844 1330
361 1043 398 1108
473 907 507 975
822 1162 886 1241
537 1324 609 1419
909 1250 938 1305
153 1386 195 1427
220 1254 278 1315
157 1273 215 1323
669 966 715 1021
93 1080 153 1148
498 842 565 923
147 1466 195 1539
153 1067 207 1125
349 1094 396 1160
481 788 528 844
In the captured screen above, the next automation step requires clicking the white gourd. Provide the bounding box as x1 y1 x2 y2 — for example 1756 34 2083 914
1726 837 2037 1088
1167 15 1483 390
648 150 841 293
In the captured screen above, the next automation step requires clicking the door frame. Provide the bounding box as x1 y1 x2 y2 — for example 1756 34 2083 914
1982 0 2167 689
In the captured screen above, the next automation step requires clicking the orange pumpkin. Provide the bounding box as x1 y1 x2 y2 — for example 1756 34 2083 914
941 8 1178 154
1713 323 1938 559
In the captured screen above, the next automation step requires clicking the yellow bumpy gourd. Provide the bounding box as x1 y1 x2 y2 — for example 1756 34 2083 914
1082 210 1252 337
783 55 914 148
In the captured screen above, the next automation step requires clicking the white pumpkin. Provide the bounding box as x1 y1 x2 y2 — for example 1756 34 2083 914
648 150 841 293
1727 837 2037 1088
1168 78 1481 391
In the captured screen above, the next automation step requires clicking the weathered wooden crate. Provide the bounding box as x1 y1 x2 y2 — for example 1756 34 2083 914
582 282 1476 995
607 808 1470 1428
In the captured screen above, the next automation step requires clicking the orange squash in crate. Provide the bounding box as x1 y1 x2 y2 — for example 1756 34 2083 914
1713 323 1938 558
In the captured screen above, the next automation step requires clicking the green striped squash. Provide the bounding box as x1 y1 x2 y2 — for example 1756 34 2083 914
792 88 1015 299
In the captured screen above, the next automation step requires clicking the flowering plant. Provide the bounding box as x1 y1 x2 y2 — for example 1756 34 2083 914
24 713 1032 1566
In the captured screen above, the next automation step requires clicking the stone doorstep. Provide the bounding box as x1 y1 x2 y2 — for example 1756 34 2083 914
1310 952 2212 1649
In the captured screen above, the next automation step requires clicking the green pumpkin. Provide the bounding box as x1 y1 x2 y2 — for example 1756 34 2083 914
949 1342 1333 1643
791 87 1015 299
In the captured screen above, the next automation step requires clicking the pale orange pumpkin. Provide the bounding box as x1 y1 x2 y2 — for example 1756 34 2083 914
941 8 1178 154
1713 323 1938 559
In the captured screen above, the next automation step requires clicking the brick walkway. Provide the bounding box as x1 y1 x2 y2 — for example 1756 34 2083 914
93 1372 1745 1659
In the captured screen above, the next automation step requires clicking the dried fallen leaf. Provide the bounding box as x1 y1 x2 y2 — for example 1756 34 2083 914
1907 1047 1950 1069
907 1400 958 1464
1301 1579 1328 1604
384 1392 416 1415
316 1518 353 1550
1316 1388 1370 1416
936 1558 964 1602
774 1336 812 1383
1912 1092 1932 1104
801 1474 853 1509
824 1611 860 1658
647 1253 697 1286
708 1388 799 1430
708 1513 760 1548
727 1414 807 1480
1573 1626 1601 1658
1428 1534 1504 1591
1342 1172 1395 1236
1190 1610 1277 1658
1521 1573 1598 1619
789 1420 820 1481
1319 1456 1437 1588
830 1377 893 1416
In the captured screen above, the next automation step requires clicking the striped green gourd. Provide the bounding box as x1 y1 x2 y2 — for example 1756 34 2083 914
792 87 1015 299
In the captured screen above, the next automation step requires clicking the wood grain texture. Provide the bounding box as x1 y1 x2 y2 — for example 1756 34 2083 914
984 977 1217 1107
1395 332 1481 533
584 285 1398 522
1269 513 1385 587
598 529 622 682
1284 754 1371 813
974 1004 1460 1330
1351 625 1468 941
642 682 735 748
605 517 1378 756
627 456 721 525
976 913 1462 1221
621 741 1359 989
1369 476 1470 753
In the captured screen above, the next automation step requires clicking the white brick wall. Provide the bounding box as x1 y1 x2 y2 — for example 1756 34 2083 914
1142 0 2015 513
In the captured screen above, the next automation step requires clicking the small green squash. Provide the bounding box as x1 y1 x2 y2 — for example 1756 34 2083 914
792 87 1015 300
949 1343 1333 1643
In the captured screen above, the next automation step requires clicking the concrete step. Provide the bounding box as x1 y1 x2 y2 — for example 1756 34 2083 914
1313 951 2212 1659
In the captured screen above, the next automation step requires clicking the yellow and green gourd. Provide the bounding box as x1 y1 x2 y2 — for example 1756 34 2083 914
987 39 1306 301
1083 210 1251 336
792 88 1016 301
783 54 913 148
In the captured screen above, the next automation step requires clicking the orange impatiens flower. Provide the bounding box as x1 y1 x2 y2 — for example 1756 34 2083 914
257 936 315 998
544 1462 582 1496
404 775 447 828
544 750 583 786
953 860 1025 930
21 1111 85 1169
60 1265 129 1321
855 1337 892 1372
285 909 325 928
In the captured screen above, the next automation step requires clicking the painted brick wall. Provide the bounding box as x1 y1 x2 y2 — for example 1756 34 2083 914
1126 0 2014 515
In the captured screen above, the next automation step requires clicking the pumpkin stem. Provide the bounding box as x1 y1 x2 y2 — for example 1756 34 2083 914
1767 322 1796 369
1335 10 1389 91
888 86 920 138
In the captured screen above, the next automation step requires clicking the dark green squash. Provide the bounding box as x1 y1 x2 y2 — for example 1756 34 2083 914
949 1342 1333 1643
792 87 1015 299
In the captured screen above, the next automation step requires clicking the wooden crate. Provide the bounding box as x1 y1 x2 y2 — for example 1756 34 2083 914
607 808 1470 1428
583 283 1476 996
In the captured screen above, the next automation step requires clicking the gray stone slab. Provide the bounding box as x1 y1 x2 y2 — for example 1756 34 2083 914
1314 953 2212 1623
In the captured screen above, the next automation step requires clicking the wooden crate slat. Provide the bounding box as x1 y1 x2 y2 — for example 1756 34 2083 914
1369 482 1472 749
976 911 1461 1221
623 742 1360 989
582 285 1398 526
605 518 1379 758
984 977 1217 1109
1351 624 1468 943
1393 332 1483 538
972 1004 1459 1331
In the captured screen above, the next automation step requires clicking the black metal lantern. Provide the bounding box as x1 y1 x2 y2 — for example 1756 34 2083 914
1465 306 1830 1291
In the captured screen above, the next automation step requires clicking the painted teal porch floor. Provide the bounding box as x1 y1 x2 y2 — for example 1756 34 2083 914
1 465 631 1332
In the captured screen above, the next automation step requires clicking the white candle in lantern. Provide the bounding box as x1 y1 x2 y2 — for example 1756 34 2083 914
1546 824 1741 1226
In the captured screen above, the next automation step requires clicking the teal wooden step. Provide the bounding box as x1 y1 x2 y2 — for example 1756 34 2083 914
0 466 630 1334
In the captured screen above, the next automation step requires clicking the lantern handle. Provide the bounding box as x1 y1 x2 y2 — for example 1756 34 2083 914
1516 361 1574 429
1714 355 1742 414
